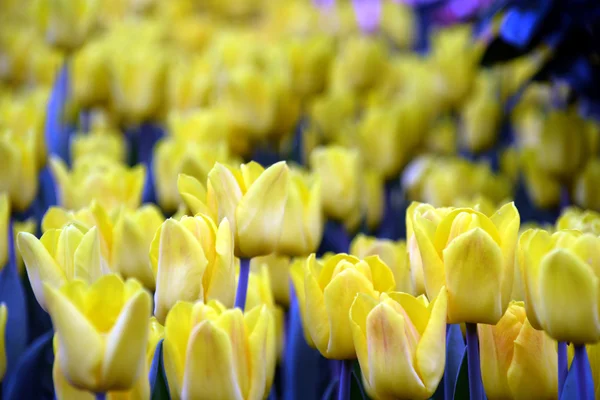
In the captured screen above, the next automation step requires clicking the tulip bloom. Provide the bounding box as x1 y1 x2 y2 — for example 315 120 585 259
574 159 600 212
45 275 151 392
151 216 235 323
35 0 99 50
349 288 448 400
71 130 126 165
163 301 276 400
181 161 290 258
250 254 292 307
478 302 557 400
290 254 395 359
285 35 333 98
351 235 413 294
18 224 110 310
411 203 520 324
519 229 600 344
71 39 111 108
0 132 38 212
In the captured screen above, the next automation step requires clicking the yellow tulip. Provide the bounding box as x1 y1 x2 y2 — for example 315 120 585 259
518 229 600 343
0 130 39 211
309 92 358 143
362 168 385 232
0 28 36 85
557 207 600 235
163 301 276 400
45 275 151 392
27 40 65 87
278 168 323 256
53 316 164 400
0 304 6 381
167 109 232 148
167 56 214 112
350 234 413 294
168 16 214 53
151 215 235 323
285 35 334 98
0 194 35 273
34 0 99 50
478 301 557 400
18 224 111 310
205 161 290 258
412 203 520 324
310 146 361 231
381 0 414 49
521 150 562 209
71 129 126 165
250 254 292 307
72 39 110 108
349 288 448 400
154 137 231 213
290 254 395 359
246 265 284 364
50 157 146 213
574 159 600 212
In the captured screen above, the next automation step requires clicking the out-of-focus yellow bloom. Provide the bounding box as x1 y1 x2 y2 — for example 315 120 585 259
163 301 276 400
193 161 290 258
50 157 145 212
351 235 412 294
406 203 452 296
0 304 6 381
350 288 447 400
411 203 520 324
460 72 501 153
574 159 600 212
208 0 262 18
381 0 414 49
362 169 385 232
151 216 235 323
521 150 562 209
478 301 557 400
518 229 600 343
250 254 291 307
0 195 36 272
425 117 457 155
27 41 65 87
71 129 126 165
330 35 387 94
309 92 358 143
536 109 588 179
110 43 167 123
54 316 164 400
310 146 361 231
167 56 214 112
46 275 151 392
34 0 99 50
557 207 600 234
270 76 301 140
154 137 231 213
500 147 520 184
278 168 323 256
246 265 284 363
168 16 214 53
18 223 110 310
167 109 233 147
0 28 37 85
0 131 39 211
72 39 110 108
290 254 395 359
285 35 333 99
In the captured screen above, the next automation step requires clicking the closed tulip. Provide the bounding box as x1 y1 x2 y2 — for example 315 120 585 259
309 92 358 143
351 235 413 294
250 254 292 307
163 301 276 400
349 288 448 400
574 159 600 212
285 35 333 98
18 224 111 310
34 0 99 50
167 56 214 112
71 39 110 108
412 203 520 324
206 161 290 258
278 168 323 256
151 215 235 323
0 131 38 211
478 301 557 400
45 275 151 392
291 254 395 359
519 229 600 343
521 150 562 209
50 157 145 213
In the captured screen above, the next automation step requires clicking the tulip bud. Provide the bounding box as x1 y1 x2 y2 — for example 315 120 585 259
478 302 557 400
291 254 395 359
381 0 414 49
349 288 448 399
163 301 276 399
34 0 99 50
167 56 214 112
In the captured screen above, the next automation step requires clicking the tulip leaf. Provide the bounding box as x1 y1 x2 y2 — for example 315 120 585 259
0 222 29 385
351 361 368 400
560 349 594 400
3 331 54 400
453 349 470 400
321 378 339 400
437 324 466 400
149 339 170 400
45 62 71 163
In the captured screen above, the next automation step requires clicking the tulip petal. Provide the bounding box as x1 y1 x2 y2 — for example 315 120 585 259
364 255 396 293
245 305 272 400
236 161 289 257
154 219 208 323
241 162 265 189
49 157 76 209
44 284 103 390
17 232 66 310
324 269 376 359
56 225 85 281
102 290 151 390
214 309 251 398
538 249 600 343
204 218 236 307
289 259 314 347
507 319 557 400
386 292 430 335
304 256 330 354
163 302 194 400
74 227 110 285
415 288 448 395
490 202 520 310
41 207 74 232
112 214 155 289
349 293 378 395
208 163 243 236
366 303 428 399
317 253 359 289
413 215 446 299
53 351 95 400
444 228 504 324
182 320 243 400
177 174 210 217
